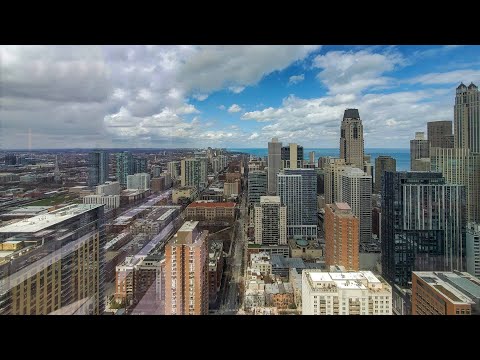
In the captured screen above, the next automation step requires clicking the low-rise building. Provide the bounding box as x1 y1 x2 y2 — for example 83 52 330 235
265 282 294 309
250 252 272 276
185 201 236 222
83 194 121 209
288 237 323 261
412 271 480 315
302 270 392 315
172 186 198 204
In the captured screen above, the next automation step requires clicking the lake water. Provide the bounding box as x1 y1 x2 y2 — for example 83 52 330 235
229 148 410 171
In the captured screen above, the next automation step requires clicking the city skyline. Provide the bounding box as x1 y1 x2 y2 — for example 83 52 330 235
2 45 480 149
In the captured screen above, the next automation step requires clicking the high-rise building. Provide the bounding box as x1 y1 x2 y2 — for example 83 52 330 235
248 170 267 206
340 109 364 169
374 155 396 194
430 147 480 223
302 270 392 315
165 221 208 315
267 137 282 195
412 271 480 315
309 151 315 165
324 203 359 271
324 158 351 204
466 223 480 278
167 161 181 180
151 165 162 178
382 171 467 287
254 196 287 245
455 82 480 152
0 204 106 315
197 157 209 190
277 168 317 239
412 158 431 171
133 157 147 174
281 143 303 169
116 151 133 186
127 173 151 190
181 158 201 190
410 132 429 171
428 120 453 149
340 168 372 244
4 154 16 166
318 156 333 170
88 149 109 187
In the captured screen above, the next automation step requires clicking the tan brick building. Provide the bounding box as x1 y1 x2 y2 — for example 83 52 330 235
185 202 236 222
165 221 208 315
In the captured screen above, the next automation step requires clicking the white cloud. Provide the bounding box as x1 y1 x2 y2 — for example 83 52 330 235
248 132 259 140
288 74 305 85
192 93 209 101
313 49 405 94
218 105 226 110
228 104 242 113
0 45 320 148
229 86 245 94
242 89 452 147
408 69 480 85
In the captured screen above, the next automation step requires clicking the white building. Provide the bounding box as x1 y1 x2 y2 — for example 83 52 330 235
302 270 392 315
467 222 480 278
254 196 287 245
127 173 151 190
96 181 120 196
250 252 272 276
83 194 120 209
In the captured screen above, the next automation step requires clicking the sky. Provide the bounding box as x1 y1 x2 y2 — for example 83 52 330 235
1 45 480 150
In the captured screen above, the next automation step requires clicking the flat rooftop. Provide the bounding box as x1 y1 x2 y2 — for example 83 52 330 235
259 196 280 204
188 201 235 208
334 202 351 210
0 204 103 233
308 271 381 284
179 221 199 232
414 271 480 304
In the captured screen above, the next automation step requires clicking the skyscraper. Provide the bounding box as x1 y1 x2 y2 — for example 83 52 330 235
466 223 480 278
340 109 364 169
133 157 147 174
151 165 162 178
309 151 315 165
116 151 133 186
267 137 282 195
382 171 466 287
340 168 372 244
181 158 201 190
88 149 109 187
410 132 429 171
248 170 267 206
430 147 480 223
167 161 181 180
324 202 359 271
254 196 287 245
165 221 208 315
127 173 151 190
324 158 351 204
455 82 480 152
0 204 106 315
281 143 303 169
374 155 396 194
428 120 453 149
277 168 317 239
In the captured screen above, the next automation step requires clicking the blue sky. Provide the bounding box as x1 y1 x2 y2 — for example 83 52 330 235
1 45 480 149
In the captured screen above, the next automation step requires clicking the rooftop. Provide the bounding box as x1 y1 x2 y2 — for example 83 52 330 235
0 204 103 233
259 196 280 204
334 202 351 211
188 201 235 208
343 108 360 119
414 271 480 303
178 220 199 232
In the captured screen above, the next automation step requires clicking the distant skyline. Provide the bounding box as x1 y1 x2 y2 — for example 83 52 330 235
1 45 480 149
